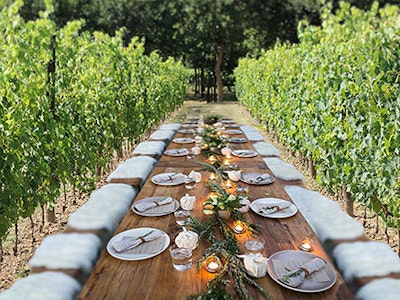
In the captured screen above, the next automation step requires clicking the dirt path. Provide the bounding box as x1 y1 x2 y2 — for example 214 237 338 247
1 99 398 292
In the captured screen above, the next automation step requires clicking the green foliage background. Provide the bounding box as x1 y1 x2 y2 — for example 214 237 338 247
0 1 189 241
235 2 400 229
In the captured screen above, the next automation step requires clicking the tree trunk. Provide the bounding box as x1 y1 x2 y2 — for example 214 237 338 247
0 239 3 264
215 44 225 102
201 67 205 97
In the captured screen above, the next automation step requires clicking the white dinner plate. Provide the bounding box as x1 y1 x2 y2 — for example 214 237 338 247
181 123 197 128
231 149 257 158
224 129 242 135
250 198 297 218
240 172 275 185
164 148 190 157
107 228 170 261
132 196 179 216
228 137 247 143
267 250 337 293
172 137 195 144
178 129 195 134
225 124 240 128
151 173 187 186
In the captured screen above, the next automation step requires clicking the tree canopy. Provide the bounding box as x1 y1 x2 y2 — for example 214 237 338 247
5 0 400 100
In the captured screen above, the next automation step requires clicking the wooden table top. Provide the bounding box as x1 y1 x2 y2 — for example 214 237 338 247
78 128 354 300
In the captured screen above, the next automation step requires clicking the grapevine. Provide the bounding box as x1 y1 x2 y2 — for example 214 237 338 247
0 1 190 249
235 2 400 239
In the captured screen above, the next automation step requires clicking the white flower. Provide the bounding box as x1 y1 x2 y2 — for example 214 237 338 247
227 194 236 202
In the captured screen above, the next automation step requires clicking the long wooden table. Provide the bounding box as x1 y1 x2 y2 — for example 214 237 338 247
78 125 354 300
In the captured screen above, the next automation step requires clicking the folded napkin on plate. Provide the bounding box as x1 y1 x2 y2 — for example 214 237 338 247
112 230 163 253
256 202 291 215
134 197 174 212
239 253 269 278
235 150 250 156
157 173 184 183
249 174 270 183
171 149 188 155
280 257 326 287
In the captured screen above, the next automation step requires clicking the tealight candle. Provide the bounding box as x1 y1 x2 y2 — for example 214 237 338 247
209 192 218 198
209 155 217 163
225 180 233 189
299 237 314 252
226 153 232 159
209 173 216 180
205 256 222 273
233 221 246 234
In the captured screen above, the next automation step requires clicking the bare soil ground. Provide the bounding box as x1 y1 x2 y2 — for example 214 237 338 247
1 99 398 292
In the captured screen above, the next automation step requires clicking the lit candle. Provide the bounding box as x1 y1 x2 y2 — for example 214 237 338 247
209 173 216 180
208 261 219 271
223 159 230 166
209 192 218 198
226 153 232 159
225 180 233 189
300 237 314 252
205 256 222 273
209 155 217 163
233 221 246 234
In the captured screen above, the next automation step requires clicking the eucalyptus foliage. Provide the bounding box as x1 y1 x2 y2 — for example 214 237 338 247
235 2 400 229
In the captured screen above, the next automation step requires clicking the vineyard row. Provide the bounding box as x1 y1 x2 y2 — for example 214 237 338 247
234 2 400 231
0 2 190 242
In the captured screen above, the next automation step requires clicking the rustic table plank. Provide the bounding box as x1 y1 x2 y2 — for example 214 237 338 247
78 125 354 300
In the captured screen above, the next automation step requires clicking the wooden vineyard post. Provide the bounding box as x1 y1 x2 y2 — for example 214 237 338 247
45 203 55 223
309 156 316 179
46 34 57 224
398 232 400 256
0 239 3 264
343 184 354 217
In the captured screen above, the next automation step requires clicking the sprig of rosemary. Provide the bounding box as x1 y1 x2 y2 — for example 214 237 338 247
280 269 304 283
197 161 227 180
187 278 232 300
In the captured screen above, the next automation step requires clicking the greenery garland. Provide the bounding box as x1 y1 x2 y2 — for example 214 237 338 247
187 180 269 299
200 125 227 150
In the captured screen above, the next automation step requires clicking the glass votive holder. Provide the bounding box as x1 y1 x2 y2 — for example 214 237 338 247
184 177 196 189
236 186 249 193
204 256 222 273
299 237 314 252
244 235 265 255
169 244 193 271
209 173 217 181
186 150 195 160
228 163 239 170
174 210 190 226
